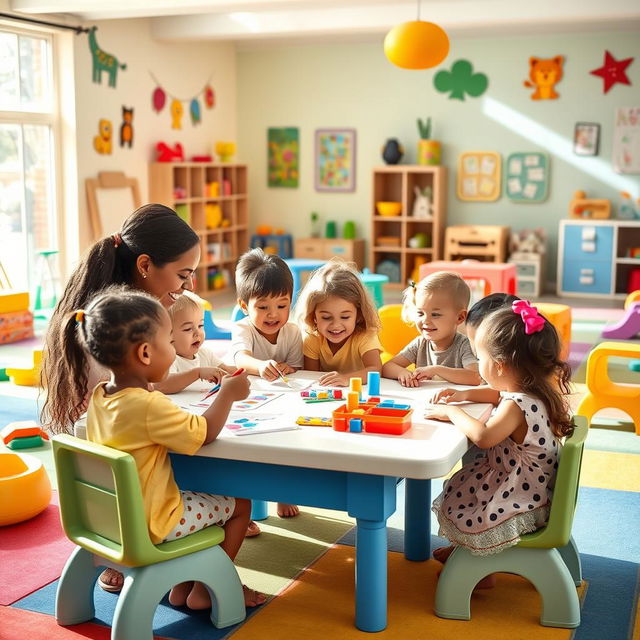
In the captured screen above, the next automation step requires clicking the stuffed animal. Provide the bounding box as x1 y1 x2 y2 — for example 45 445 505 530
509 228 546 257
412 186 433 219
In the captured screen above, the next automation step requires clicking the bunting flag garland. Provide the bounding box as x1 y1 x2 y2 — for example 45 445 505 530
149 71 215 127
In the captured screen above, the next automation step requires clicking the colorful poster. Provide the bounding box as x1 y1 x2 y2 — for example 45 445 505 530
268 127 299 188
315 129 357 192
613 107 640 174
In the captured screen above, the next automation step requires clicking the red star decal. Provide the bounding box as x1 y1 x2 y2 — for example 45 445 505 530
590 50 634 93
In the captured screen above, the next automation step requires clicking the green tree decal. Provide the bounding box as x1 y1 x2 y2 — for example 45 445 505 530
434 60 488 101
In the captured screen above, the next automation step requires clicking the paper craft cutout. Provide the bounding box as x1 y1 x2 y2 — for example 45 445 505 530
590 51 634 94
505 152 549 203
457 151 501 201
87 26 126 88
232 392 283 411
434 60 488 101
524 56 563 100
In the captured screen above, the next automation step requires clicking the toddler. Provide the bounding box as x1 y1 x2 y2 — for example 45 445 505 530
382 272 481 387
232 247 302 523
296 260 382 387
68 285 265 608
425 300 573 583
154 291 235 394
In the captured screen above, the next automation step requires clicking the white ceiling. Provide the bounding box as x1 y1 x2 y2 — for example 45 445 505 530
7 0 640 45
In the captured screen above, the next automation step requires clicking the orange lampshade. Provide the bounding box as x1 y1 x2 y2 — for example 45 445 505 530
384 20 449 70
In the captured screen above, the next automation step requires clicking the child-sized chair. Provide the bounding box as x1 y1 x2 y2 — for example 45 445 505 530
52 435 245 640
434 416 587 628
576 341 640 435
535 302 572 361
378 304 419 362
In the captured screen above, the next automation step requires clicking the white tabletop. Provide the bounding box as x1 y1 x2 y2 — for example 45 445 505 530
172 372 492 480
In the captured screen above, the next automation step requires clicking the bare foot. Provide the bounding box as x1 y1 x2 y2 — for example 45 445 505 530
186 581 212 610
277 503 299 518
98 568 124 593
433 545 455 564
243 585 267 607
168 581 194 607
245 520 261 537
474 573 497 589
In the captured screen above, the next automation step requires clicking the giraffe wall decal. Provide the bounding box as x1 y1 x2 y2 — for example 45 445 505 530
88 26 127 88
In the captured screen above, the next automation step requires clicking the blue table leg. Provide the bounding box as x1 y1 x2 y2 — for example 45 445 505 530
250 499 269 521
355 518 388 632
404 478 431 561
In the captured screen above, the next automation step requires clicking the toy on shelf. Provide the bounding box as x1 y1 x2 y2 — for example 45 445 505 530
205 203 222 229
376 259 401 284
568 190 611 219
0 450 51 526
191 155 212 163
156 141 184 162
250 231 293 258
444 225 510 262
1 421 49 450
601 302 640 339
6 349 42 386
376 201 402 217
619 191 640 220
0 291 34 345
508 228 547 298
412 186 433 219
408 232 430 249
215 141 236 163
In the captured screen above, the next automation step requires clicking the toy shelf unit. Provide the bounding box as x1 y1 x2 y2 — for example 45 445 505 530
557 219 640 299
444 225 509 262
509 252 545 298
149 162 248 297
370 165 447 288
294 237 365 270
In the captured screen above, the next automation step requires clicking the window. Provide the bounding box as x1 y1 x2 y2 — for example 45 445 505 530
0 28 58 299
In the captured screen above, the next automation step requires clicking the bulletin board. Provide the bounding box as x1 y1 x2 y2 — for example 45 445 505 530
613 107 640 174
456 151 501 201
505 152 550 203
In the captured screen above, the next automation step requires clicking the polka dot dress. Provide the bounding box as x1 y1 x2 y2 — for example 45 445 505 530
162 491 235 542
433 392 560 556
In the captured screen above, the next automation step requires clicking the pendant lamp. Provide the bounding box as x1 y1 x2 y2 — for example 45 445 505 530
384 0 449 70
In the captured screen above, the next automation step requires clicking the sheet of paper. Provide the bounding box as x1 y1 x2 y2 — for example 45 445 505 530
524 155 539 166
479 178 495 195
480 155 496 175
527 167 544 181
509 158 522 174
508 177 521 193
463 155 479 174
523 183 537 198
463 177 478 196
249 375 314 392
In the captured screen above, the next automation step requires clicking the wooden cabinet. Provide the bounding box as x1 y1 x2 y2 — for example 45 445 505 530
370 165 447 287
557 219 640 298
149 162 249 298
295 237 365 269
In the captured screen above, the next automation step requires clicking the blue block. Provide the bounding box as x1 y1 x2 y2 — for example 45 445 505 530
349 418 363 433
367 371 381 397
310 390 317 398
379 400 395 407
392 404 410 410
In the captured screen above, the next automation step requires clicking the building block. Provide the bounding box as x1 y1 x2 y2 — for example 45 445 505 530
296 416 332 426
318 392 328 399
367 371 381 397
7 435 44 449
350 377 362 397
6 349 42 386
332 389 343 399
0 291 29 314
601 302 640 339
1 420 49 445
368 396 381 403
347 391 359 411
349 418 363 433
535 303 572 361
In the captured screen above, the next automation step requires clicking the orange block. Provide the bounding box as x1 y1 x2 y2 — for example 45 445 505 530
0 291 29 313
1 420 48 445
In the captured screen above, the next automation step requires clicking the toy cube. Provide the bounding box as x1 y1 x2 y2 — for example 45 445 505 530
349 418 363 433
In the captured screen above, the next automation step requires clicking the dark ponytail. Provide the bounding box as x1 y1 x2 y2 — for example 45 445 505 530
41 204 198 433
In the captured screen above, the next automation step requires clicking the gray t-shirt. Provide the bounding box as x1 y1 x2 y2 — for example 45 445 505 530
398 332 477 369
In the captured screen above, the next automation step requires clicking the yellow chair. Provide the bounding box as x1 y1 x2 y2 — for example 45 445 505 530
378 304 419 362
576 341 640 435
535 303 571 361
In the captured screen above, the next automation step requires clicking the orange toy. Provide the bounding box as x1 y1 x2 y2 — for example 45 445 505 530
1 420 49 445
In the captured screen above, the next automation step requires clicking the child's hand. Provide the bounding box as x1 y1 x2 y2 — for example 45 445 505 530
276 362 296 376
413 366 437 382
431 388 468 404
258 359 282 381
199 367 224 383
218 370 250 402
397 369 419 387
319 371 349 387
424 403 452 422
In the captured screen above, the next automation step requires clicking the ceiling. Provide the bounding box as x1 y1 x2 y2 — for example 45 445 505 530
7 0 640 45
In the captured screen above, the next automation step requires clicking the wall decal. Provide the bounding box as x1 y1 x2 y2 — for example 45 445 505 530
93 119 112 154
87 26 126 88
170 99 183 130
434 60 488 101
268 127 299 188
149 72 214 128
120 107 134 148
152 87 166 113
190 98 201 125
590 51 634 94
523 56 564 100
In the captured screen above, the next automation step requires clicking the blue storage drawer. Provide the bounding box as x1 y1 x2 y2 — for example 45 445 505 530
562 260 612 295
562 224 613 262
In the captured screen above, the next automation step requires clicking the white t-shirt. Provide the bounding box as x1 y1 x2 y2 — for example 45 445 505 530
230 317 303 368
169 347 224 374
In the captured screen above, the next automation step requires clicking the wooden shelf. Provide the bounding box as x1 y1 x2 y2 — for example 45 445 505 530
370 165 447 286
149 162 249 297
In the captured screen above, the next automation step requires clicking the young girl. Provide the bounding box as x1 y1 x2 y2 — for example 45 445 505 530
425 300 573 580
68 285 265 609
296 260 382 387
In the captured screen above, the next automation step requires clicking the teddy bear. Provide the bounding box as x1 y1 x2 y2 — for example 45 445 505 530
509 228 546 259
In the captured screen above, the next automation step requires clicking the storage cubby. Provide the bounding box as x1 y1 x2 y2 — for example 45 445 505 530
370 165 447 287
149 162 249 298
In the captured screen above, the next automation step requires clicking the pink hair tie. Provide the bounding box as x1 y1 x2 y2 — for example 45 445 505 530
112 232 122 248
512 300 545 335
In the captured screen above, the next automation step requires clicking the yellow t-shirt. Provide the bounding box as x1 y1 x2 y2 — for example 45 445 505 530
87 383 207 544
302 330 382 373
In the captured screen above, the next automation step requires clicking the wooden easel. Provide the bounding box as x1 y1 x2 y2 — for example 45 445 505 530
0 260 12 290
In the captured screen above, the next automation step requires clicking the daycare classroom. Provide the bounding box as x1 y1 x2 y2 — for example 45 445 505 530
0 1 639 638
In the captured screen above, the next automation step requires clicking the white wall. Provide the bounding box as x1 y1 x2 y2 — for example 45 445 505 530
237 31 640 283
72 17 237 252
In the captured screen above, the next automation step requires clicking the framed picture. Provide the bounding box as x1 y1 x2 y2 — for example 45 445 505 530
573 122 600 156
268 127 299 188
315 128 356 192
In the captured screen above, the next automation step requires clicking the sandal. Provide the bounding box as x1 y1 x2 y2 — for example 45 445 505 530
98 568 124 593
245 520 261 537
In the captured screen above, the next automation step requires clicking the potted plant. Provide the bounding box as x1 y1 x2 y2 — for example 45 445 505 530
417 117 441 166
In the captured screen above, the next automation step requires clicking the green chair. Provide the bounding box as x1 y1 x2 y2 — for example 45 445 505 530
434 415 588 629
52 435 245 640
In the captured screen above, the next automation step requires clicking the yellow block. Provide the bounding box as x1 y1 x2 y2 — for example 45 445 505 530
0 291 29 314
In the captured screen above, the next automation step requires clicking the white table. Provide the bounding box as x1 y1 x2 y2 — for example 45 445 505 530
171 372 491 632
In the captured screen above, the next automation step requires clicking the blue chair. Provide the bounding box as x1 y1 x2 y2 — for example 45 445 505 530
203 309 231 340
